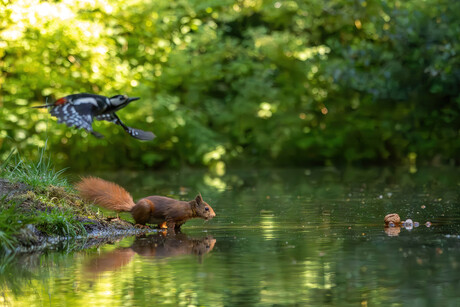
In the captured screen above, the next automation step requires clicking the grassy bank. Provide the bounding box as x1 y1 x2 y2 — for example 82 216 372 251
0 149 152 253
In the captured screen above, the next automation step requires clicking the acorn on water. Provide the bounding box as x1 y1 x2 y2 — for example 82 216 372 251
384 213 401 225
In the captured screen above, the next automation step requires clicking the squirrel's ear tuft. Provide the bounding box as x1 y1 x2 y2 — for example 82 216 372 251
195 194 203 204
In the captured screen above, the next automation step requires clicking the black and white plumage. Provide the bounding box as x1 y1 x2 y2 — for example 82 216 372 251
33 93 155 140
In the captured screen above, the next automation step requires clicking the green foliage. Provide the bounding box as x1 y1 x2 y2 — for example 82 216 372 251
1 0 459 169
0 188 86 253
0 147 86 251
0 194 87 252
0 198 25 251
0 203 86 254
34 208 86 237
1 145 68 190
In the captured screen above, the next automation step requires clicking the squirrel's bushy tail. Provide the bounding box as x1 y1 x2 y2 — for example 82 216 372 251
76 177 135 212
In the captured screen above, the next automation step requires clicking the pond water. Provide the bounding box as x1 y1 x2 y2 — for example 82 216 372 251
2 167 460 306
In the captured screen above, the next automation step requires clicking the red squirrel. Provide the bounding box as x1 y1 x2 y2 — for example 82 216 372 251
76 177 216 230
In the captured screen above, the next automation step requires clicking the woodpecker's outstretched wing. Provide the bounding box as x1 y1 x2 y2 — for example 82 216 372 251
33 93 153 140
95 113 155 141
51 103 104 138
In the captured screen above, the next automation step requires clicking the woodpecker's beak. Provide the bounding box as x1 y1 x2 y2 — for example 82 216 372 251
127 97 140 103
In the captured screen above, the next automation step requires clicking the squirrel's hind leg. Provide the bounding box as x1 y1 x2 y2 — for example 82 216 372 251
131 199 153 225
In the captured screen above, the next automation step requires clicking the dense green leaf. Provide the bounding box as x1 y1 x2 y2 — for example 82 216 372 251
1 0 459 169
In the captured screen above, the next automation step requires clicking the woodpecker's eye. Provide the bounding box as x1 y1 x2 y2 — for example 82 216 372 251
205 207 209 211
109 95 127 106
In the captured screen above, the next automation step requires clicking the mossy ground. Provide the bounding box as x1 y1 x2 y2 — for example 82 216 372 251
0 178 153 253
0 149 155 253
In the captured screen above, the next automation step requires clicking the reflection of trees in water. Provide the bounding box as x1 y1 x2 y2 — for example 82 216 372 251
84 233 216 278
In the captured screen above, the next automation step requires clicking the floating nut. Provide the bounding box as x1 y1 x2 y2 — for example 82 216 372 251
384 213 401 225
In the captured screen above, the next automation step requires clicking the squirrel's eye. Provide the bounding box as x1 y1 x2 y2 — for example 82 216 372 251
205 207 209 211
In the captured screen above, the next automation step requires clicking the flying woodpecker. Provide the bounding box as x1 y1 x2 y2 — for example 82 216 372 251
33 93 155 140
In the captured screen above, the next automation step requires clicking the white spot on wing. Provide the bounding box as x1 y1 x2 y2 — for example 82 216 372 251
71 97 99 107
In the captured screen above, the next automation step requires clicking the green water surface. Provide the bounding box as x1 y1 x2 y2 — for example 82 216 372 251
1 168 460 306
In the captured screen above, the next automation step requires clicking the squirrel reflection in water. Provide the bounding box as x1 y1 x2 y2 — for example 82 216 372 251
84 232 216 279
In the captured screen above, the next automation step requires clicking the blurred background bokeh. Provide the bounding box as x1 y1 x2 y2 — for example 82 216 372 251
1 0 459 171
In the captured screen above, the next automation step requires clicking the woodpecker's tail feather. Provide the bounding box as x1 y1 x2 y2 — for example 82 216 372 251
76 177 135 212
126 128 155 141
